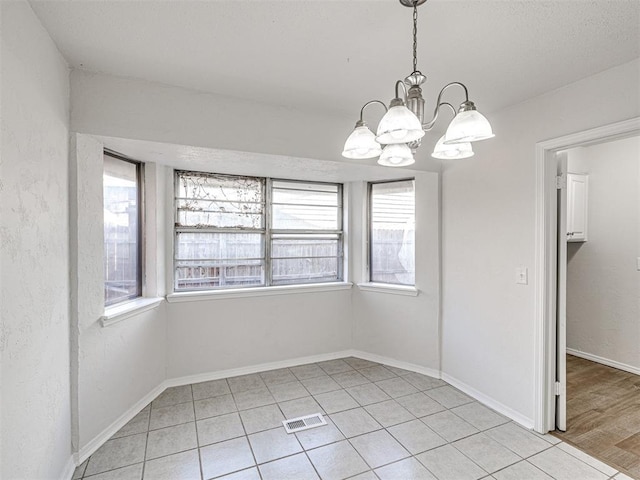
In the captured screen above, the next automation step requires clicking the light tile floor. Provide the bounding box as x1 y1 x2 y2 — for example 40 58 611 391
72 357 634 480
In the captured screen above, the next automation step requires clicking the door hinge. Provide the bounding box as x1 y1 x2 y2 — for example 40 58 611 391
556 175 566 189
554 381 562 396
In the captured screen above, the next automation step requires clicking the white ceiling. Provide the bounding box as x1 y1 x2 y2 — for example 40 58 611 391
30 0 640 118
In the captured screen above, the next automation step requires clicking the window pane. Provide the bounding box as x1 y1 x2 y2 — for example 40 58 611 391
178 171 264 203
176 198 263 229
175 232 264 290
370 180 415 285
176 171 264 229
272 204 339 230
271 235 340 284
272 257 339 285
271 237 339 258
176 262 265 290
104 155 140 305
271 181 340 230
272 189 339 207
176 232 263 260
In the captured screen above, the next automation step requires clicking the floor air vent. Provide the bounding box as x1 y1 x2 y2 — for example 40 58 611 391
282 413 327 434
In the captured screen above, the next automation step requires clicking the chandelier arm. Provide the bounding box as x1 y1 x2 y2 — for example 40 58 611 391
394 80 409 102
439 102 457 117
359 100 388 122
422 102 455 130
437 82 470 104
422 82 470 129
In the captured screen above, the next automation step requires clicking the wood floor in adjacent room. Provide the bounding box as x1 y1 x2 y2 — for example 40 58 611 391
553 354 640 478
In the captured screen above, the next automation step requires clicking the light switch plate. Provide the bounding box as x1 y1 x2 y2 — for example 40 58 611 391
637 257 640 271
516 267 528 285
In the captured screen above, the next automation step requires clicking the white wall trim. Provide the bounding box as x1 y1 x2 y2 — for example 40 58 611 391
534 117 640 433
79 349 547 468
166 350 357 388
533 141 558 434
100 297 164 327
350 350 441 379
75 351 356 464
60 456 77 480
442 373 534 430
75 349 395 465
77 382 167 464
566 348 640 376
166 282 353 303
356 283 419 296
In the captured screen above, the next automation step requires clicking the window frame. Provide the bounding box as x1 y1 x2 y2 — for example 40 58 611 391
268 178 344 286
103 150 144 307
173 171 344 292
367 178 415 286
174 171 267 291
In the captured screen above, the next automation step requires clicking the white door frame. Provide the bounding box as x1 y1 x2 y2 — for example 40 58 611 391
555 151 568 432
533 117 640 433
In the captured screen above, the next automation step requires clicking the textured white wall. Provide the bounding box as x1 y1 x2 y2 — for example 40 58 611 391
441 59 640 425
351 174 441 372
67 73 406 384
68 71 357 455
70 70 353 163
566 136 640 370
69 134 167 452
0 2 72 477
166 291 352 378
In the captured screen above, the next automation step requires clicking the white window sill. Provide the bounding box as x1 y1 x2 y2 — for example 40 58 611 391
101 297 164 327
166 282 353 303
357 282 419 296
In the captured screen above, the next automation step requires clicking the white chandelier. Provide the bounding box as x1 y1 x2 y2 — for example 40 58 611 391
342 0 494 166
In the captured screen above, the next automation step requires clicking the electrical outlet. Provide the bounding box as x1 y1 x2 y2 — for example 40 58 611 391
516 267 528 285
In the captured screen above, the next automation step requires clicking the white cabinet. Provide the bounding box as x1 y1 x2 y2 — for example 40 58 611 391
567 173 588 242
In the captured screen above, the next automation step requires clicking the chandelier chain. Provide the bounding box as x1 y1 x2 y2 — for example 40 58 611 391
412 0 418 74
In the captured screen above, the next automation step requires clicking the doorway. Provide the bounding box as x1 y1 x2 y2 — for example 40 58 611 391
533 117 640 437
553 135 640 477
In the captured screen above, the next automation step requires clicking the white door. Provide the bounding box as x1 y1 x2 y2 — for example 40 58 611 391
556 152 568 431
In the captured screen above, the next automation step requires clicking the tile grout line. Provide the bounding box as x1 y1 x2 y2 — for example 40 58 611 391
85 358 614 480
140 398 153 480
316 362 380 478
233 382 264 480
189 384 204 480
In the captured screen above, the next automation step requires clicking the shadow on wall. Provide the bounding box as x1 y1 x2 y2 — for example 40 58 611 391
566 243 584 263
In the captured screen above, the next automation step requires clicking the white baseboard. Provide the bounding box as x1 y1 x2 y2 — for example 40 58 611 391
77 381 168 464
350 350 441 380
78 349 532 470
165 350 355 387
77 351 354 465
441 373 534 430
566 348 640 376
60 456 76 480
75 349 439 465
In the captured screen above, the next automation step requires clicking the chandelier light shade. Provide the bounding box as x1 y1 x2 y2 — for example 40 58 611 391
342 122 382 159
443 103 495 144
341 0 494 167
378 144 415 167
375 102 425 145
431 135 474 159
